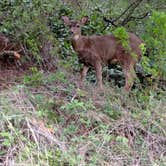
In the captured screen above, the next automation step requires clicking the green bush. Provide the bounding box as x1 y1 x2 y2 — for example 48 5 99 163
113 27 130 50
23 67 44 86
142 11 166 79
0 0 60 66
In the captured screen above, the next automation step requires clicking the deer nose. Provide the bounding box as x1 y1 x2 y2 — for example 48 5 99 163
70 31 74 35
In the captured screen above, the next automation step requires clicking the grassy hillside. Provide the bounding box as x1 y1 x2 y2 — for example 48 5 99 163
0 68 165 165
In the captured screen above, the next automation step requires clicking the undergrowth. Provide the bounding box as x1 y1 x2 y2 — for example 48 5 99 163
0 70 165 166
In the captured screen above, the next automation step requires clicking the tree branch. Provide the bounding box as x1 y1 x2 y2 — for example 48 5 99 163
130 12 150 20
103 0 145 27
121 0 144 26
0 51 21 59
103 17 118 27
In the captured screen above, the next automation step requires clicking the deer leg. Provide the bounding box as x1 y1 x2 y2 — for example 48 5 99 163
95 62 103 89
123 65 136 91
80 65 89 86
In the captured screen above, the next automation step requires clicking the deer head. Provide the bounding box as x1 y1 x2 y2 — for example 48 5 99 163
62 16 89 38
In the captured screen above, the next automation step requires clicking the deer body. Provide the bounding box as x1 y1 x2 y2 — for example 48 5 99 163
62 16 143 91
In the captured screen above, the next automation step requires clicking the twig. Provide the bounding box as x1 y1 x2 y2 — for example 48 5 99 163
33 128 67 152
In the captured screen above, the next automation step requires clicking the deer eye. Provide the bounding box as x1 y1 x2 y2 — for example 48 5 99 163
76 25 80 28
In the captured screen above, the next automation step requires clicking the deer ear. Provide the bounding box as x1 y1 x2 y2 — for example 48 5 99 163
80 16 89 25
61 16 70 25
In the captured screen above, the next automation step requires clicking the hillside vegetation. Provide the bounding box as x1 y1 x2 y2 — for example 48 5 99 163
0 0 166 165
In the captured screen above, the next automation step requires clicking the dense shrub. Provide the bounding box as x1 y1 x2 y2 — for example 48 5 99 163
0 0 61 67
142 11 166 79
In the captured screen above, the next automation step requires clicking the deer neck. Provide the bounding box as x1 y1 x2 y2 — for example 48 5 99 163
72 34 83 51
73 34 80 41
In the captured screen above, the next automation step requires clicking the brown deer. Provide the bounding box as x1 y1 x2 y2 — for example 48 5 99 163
62 16 143 91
